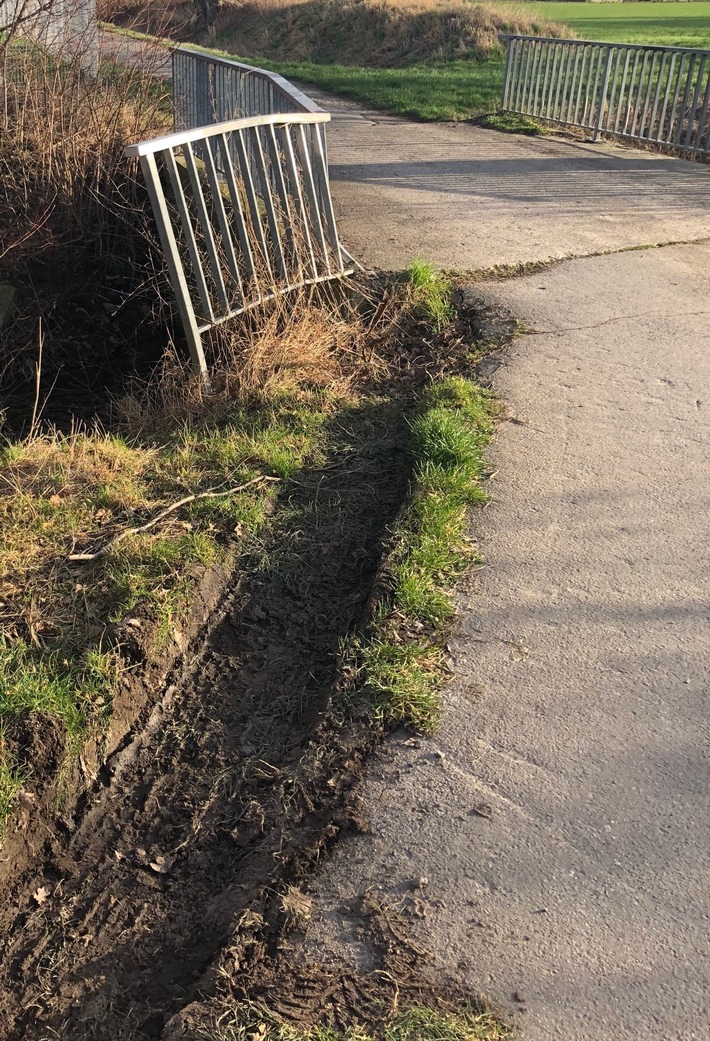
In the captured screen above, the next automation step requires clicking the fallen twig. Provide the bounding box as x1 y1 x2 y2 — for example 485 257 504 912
68 475 280 562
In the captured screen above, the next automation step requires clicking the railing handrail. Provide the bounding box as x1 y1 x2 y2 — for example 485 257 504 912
125 110 331 158
499 33 710 58
171 45 324 115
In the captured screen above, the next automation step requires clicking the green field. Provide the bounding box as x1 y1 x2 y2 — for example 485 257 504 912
497 2 710 49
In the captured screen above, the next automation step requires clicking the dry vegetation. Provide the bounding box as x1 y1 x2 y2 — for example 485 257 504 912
106 0 570 66
0 32 173 429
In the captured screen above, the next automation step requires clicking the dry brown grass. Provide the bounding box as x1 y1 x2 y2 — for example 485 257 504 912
108 0 570 65
0 28 174 433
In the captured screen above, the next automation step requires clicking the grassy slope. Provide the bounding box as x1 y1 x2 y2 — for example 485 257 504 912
211 2 710 120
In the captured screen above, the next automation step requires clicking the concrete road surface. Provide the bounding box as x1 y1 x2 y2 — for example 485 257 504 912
309 87 710 270
297 89 710 1041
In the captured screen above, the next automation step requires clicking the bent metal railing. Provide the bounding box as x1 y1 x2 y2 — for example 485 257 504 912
172 46 322 127
125 113 352 381
500 35 710 158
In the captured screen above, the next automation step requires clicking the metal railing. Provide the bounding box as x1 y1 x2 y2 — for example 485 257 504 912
172 47 323 130
12 0 99 73
501 34 710 158
125 112 352 381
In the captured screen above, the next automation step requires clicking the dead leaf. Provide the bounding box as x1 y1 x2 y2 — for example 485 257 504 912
48 494 62 506
33 886 50 905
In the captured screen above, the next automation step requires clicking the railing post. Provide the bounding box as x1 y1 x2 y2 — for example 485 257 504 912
594 45 615 141
501 36 514 110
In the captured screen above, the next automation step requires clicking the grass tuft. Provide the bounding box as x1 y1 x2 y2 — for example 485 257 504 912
404 260 454 332
358 376 496 731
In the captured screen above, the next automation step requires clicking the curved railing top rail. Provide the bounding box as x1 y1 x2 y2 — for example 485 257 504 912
125 111 330 158
172 45 324 115
499 33 710 58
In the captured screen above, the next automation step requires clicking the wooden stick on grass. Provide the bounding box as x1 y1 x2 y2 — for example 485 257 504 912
68 475 280 563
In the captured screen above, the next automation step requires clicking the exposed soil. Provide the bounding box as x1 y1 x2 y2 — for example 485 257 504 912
0 399 410 1041
0 295 516 1041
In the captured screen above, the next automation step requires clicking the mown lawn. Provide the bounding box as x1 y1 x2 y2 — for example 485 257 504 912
254 56 505 121
493 1 710 49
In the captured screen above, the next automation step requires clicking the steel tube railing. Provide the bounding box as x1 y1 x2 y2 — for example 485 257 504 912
500 34 710 157
126 113 352 381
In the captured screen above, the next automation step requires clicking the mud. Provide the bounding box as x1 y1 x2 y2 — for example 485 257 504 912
0 400 411 1041
0 293 515 1041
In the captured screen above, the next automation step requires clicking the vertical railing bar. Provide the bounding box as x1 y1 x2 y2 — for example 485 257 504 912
583 46 598 127
181 141 230 313
250 125 288 281
513 37 525 111
649 52 668 142
537 41 551 117
684 55 707 147
604 46 622 132
545 41 562 120
622 49 641 134
277 124 319 278
566 45 581 123
139 153 208 382
310 122 344 273
516 38 533 112
630 49 649 137
553 42 570 122
296 123 331 276
658 53 676 143
234 127 274 282
531 40 545 115
163 147 215 323
560 43 574 124
614 47 632 133
265 124 297 273
201 137 245 302
502 37 514 110
573 46 588 124
669 54 688 144
639 51 658 139
518 38 533 112
692 69 710 151
515 39 528 111
217 132 259 293
593 45 614 140
674 53 696 144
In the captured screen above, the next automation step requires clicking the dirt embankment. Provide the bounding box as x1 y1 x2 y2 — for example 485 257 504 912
0 397 409 1040
0 295 516 1041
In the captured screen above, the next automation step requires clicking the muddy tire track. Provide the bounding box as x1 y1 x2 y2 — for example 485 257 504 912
0 402 409 1041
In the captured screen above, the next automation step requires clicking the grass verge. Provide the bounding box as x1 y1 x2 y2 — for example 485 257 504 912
358 374 495 732
201 1002 510 1041
0 265 501 835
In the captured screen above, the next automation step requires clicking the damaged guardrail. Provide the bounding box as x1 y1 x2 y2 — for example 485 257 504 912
125 111 353 381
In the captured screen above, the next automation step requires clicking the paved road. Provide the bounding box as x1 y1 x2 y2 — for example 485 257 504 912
308 87 710 270
298 90 710 1041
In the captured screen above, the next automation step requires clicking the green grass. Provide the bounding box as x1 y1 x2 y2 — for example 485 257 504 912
361 374 496 732
254 57 506 122
494 2 710 49
0 399 326 826
404 259 455 330
201 1002 510 1041
103 2 710 126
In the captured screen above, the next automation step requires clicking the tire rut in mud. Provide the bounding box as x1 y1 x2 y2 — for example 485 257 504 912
0 400 410 1041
